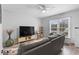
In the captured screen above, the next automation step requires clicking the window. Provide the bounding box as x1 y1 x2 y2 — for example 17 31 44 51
49 17 70 38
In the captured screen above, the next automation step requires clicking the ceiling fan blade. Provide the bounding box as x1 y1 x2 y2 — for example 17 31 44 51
37 4 46 10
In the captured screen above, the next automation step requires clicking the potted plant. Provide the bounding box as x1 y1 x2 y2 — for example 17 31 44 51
5 30 14 47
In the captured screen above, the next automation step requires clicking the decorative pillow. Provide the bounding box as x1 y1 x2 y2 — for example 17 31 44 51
48 34 60 39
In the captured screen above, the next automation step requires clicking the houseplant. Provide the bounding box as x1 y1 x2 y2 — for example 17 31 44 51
5 30 14 47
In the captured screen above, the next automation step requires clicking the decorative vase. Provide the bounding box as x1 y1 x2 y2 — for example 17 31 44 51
5 30 14 47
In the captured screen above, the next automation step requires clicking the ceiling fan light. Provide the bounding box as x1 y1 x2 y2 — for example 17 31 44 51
42 10 46 13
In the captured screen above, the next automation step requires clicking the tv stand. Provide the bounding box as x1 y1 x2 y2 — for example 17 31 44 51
18 36 35 43
25 36 31 40
17 37 32 43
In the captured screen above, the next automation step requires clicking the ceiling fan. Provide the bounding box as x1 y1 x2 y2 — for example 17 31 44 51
37 4 54 13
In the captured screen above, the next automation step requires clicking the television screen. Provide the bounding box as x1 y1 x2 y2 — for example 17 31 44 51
19 26 35 37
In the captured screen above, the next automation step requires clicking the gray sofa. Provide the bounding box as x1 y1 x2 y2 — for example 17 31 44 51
17 34 65 55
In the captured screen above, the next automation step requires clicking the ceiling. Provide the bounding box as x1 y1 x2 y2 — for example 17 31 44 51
2 4 79 17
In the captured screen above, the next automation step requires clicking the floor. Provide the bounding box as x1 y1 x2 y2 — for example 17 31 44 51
60 45 79 55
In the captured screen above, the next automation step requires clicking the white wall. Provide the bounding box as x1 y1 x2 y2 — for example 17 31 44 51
2 6 41 42
41 9 79 47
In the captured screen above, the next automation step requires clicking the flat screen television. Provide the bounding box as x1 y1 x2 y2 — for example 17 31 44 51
19 26 35 37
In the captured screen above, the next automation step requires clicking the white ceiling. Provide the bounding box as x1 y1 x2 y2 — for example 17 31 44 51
2 4 79 17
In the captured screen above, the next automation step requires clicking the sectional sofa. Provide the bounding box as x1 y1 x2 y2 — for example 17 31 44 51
17 34 65 55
